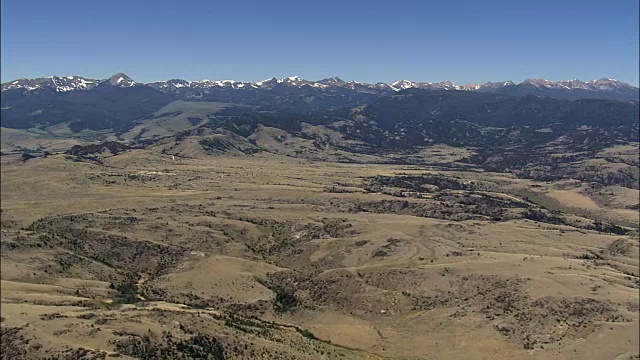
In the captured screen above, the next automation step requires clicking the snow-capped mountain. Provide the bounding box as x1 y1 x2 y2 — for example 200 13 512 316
390 80 416 91
2 73 638 101
479 81 516 90
583 78 633 91
474 78 633 92
0 73 136 92
475 78 638 100
147 78 192 91
317 77 346 85
147 78 258 92
106 73 136 87
1 75 99 93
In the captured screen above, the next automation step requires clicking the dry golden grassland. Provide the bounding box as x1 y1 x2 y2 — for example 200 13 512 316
1 150 638 359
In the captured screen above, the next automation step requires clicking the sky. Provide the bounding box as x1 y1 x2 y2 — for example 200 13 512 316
1 0 638 86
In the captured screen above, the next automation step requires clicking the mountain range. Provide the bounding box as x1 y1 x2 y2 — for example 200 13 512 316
1 72 638 188
3 73 638 101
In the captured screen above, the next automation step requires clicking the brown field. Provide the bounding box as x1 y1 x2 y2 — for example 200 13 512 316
1 150 638 359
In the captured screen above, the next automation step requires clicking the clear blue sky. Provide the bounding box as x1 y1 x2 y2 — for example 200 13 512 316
1 0 638 86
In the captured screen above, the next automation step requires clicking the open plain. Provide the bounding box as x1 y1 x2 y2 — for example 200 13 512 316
1 148 638 360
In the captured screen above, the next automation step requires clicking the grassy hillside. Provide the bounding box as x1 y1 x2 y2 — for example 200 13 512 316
119 100 252 142
1 152 637 359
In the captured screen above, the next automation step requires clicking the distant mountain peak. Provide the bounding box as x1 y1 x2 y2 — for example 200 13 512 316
318 77 346 84
390 80 416 91
482 81 515 87
106 73 136 87
522 78 551 85
278 76 307 85
255 77 278 87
